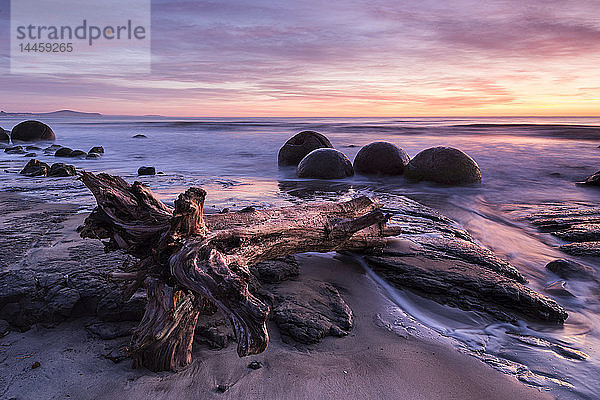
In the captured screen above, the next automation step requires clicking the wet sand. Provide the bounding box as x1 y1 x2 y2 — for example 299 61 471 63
0 194 552 400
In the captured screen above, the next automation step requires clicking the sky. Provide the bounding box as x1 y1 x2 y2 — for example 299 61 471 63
1 0 599 117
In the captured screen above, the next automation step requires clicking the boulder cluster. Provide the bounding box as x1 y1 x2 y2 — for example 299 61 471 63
278 130 483 185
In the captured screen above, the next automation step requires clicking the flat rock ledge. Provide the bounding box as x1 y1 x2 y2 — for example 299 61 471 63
524 203 600 257
363 196 567 324
0 192 568 342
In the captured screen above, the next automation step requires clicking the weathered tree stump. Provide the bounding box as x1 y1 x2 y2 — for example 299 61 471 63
78 172 398 371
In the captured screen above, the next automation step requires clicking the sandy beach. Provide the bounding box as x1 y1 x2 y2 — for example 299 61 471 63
0 192 553 400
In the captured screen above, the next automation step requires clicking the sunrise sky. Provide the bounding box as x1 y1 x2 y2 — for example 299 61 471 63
1 0 599 117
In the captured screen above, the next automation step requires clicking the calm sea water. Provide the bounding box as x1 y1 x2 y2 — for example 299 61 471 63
2 116 600 399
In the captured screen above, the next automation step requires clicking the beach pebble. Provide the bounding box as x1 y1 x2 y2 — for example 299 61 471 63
546 259 595 280
405 146 482 185
278 130 334 166
216 384 229 393
20 159 50 177
89 146 104 154
297 148 353 179
49 163 77 177
4 146 25 154
353 141 410 176
138 166 156 175
54 147 73 157
11 120 55 142
248 361 262 370
0 128 8 143
31 361 41 369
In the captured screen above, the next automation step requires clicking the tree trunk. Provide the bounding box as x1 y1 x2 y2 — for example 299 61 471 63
79 171 396 371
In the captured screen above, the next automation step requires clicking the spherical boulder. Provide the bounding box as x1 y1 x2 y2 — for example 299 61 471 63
353 141 410 175
405 146 482 185
49 163 77 177
297 148 354 179
11 121 55 142
278 131 333 166
0 128 8 143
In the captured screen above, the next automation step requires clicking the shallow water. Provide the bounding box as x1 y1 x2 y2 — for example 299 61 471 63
2 115 600 399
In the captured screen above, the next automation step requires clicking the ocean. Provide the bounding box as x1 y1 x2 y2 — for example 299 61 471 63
2 115 600 399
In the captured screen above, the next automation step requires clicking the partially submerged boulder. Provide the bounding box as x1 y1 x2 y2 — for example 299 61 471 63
49 163 77 177
89 146 104 154
138 166 156 176
4 146 25 154
54 147 73 157
11 120 55 142
20 159 50 177
405 146 482 185
297 148 354 179
546 259 596 280
278 131 333 166
0 128 8 143
353 141 410 175
578 171 600 186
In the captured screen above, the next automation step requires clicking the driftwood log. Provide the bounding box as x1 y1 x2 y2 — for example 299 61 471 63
78 172 399 371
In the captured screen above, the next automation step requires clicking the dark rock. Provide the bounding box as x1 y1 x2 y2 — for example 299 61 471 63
0 195 142 329
24 152 37 157
278 131 334 166
366 245 567 324
525 204 600 258
216 385 229 393
31 361 41 369
296 149 353 179
353 141 410 175
4 146 25 154
0 128 8 143
49 163 77 177
69 150 87 158
138 166 156 176
26 146 41 151
86 153 102 159
544 280 574 297
44 144 62 154
0 319 9 336
85 321 134 340
103 347 129 363
20 159 50 177
250 256 299 284
405 146 482 185
579 171 600 186
54 147 73 157
89 146 104 154
132 134 147 138
545 259 596 281
248 361 262 370
271 280 352 344
194 309 235 349
11 120 55 142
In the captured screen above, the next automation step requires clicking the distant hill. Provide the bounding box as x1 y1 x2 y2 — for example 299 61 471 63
0 109 102 117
